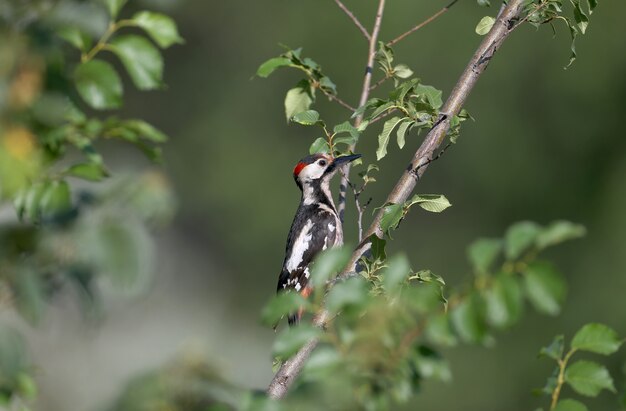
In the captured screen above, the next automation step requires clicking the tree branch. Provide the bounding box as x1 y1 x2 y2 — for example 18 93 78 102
333 0 371 40
387 0 460 47
266 0 525 399
319 86 356 111
336 0 386 223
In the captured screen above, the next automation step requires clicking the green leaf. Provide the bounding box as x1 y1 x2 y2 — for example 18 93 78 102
102 0 126 18
257 57 292 78
571 0 589 34
393 64 413 79
571 323 622 355
382 254 411 291
587 0 597 14
74 59 123 109
310 246 351 290
121 119 169 142
285 82 313 120
565 360 615 397
109 35 164 90
319 76 337 94
505 221 542 260
261 292 310 327
553 399 588 411
396 119 412 149
131 11 184 48
426 314 458 347
326 277 369 313
272 324 321 358
565 22 578 68
405 194 452 213
524 261 566 315
467 238 502 275
57 26 92 51
475 16 496 35
477 0 491 6
369 235 387 262
376 116 405 160
379 203 403 235
40 180 71 217
536 220 585 250
413 84 443 109
540 335 565 360
23 182 47 222
484 273 523 328
65 163 108 181
451 292 488 344
309 137 330 154
291 110 320 125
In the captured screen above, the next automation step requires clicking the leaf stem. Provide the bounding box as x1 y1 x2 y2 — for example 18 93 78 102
387 0 460 47
550 348 576 410
81 19 133 63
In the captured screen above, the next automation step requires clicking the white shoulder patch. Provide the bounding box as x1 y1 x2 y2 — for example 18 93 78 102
286 219 314 272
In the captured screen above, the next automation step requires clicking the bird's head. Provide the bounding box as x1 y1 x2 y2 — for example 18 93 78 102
292 153 361 190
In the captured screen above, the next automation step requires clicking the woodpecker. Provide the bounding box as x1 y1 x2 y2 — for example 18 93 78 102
277 153 361 325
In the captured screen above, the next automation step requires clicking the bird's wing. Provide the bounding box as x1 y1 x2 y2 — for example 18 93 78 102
277 211 337 293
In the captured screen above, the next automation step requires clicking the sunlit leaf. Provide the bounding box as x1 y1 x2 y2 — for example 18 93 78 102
132 11 184 48
476 16 496 35
291 110 320 125
285 81 313 120
109 35 164 90
564 360 615 397
571 323 622 355
257 57 292 78
326 277 369 313
405 194 452 213
74 60 123 109
376 116 405 160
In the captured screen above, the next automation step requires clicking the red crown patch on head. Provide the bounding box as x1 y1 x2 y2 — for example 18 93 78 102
293 162 307 177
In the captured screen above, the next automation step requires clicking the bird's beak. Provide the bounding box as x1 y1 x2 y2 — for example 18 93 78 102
332 154 362 166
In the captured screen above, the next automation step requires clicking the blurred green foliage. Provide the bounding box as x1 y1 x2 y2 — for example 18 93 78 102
0 0 180 408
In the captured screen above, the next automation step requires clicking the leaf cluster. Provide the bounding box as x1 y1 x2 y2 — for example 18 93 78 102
535 323 623 411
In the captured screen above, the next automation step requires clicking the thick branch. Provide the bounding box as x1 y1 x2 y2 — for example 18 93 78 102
333 0 371 40
337 0 386 223
387 0 460 47
267 0 524 399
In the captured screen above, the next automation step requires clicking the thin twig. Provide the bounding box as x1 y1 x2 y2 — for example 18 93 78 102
369 108 398 125
333 0 371 40
319 87 356 111
336 0 386 223
369 74 391 92
266 0 525 399
387 0 460 47
346 177 372 242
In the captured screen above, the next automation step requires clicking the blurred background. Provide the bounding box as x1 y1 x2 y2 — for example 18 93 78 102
2 0 626 410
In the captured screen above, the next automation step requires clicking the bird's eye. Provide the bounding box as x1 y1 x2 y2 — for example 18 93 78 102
318 160 327 166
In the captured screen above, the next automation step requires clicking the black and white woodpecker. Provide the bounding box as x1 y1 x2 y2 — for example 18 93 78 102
276 153 361 325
